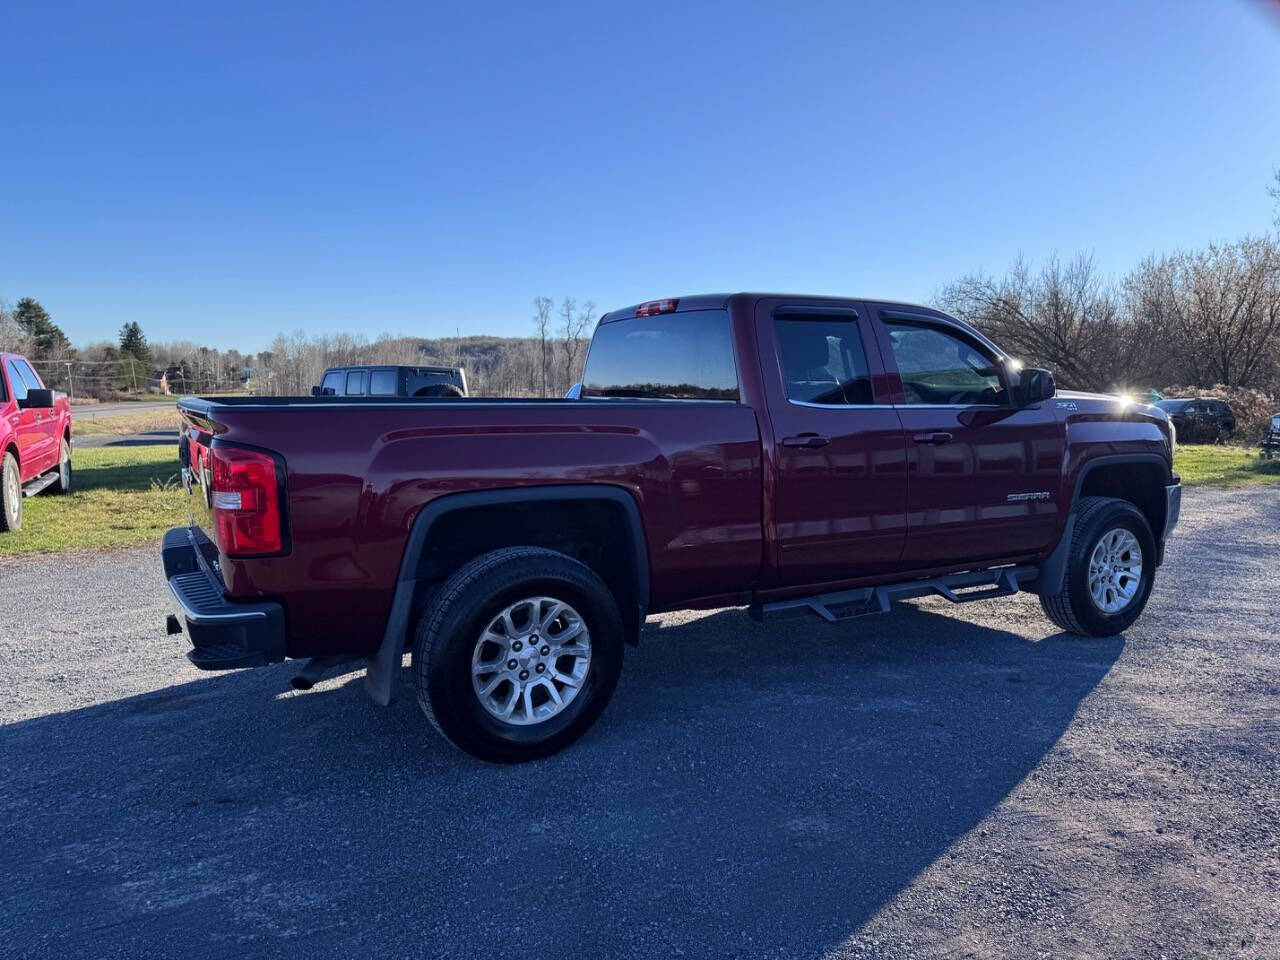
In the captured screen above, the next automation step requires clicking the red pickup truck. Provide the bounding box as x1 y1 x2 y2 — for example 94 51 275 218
165 294 1181 761
1 352 73 531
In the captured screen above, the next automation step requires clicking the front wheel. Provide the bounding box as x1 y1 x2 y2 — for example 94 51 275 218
0 452 21 531
413 547 624 762
1039 496 1156 636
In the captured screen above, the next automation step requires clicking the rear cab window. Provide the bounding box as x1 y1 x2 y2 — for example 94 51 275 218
581 310 739 401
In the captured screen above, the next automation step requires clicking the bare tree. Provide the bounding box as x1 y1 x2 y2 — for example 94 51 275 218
532 296 553 397
0 299 34 355
937 253 1169 391
1129 236 1280 388
1271 167 1280 229
561 298 594 393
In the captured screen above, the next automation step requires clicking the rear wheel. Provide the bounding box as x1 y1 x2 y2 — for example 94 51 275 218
413 547 624 762
0 453 21 532
1039 496 1156 636
51 438 72 494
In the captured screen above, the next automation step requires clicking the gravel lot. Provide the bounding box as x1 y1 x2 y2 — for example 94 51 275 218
1 487 1277 959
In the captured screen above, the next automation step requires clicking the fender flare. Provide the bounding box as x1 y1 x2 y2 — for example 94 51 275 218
1033 453 1173 596
364 484 651 706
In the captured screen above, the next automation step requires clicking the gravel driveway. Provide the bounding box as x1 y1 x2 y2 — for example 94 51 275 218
1 487 1277 959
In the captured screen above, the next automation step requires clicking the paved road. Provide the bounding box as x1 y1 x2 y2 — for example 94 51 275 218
76 429 179 449
1 488 1277 959
70 400 176 421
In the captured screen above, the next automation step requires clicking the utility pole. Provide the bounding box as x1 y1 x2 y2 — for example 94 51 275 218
64 361 74 403
130 359 139 397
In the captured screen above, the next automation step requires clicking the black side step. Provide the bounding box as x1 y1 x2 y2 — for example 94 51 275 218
748 565 1037 623
22 471 58 498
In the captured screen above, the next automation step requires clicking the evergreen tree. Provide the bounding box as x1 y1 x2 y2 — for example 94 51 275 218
13 298 70 357
118 321 153 368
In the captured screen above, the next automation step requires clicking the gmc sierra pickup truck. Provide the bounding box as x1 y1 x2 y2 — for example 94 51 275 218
1 352 73 531
164 293 1181 762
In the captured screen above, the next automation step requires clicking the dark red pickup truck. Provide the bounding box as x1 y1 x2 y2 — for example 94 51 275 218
165 294 1181 761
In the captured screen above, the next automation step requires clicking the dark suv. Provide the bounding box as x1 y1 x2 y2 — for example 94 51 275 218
312 365 467 398
1156 397 1235 442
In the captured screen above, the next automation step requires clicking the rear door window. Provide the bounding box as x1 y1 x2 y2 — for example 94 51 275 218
369 369 398 396
581 310 739 400
775 315 874 405
345 370 365 396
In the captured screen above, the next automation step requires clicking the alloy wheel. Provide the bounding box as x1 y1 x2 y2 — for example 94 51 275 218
1087 527 1143 614
471 596 592 726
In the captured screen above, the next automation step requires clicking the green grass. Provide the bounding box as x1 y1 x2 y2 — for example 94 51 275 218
1175 444 1280 487
74 406 180 436
0 445 186 558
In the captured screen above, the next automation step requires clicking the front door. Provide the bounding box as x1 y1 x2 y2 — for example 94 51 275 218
757 299 909 586
868 308 1065 569
4 358 53 481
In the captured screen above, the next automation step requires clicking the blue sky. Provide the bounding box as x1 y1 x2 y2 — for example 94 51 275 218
2 0 1279 351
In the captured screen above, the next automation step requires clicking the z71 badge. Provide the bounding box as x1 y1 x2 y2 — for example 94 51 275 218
1056 400 1078 410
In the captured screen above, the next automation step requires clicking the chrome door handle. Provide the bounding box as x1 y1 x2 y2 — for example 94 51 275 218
781 433 831 449
912 432 953 445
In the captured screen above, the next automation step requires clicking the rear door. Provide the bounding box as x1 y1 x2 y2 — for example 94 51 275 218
756 298 909 585
867 306 1064 569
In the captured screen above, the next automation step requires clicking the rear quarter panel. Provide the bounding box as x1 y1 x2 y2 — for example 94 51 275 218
193 401 763 656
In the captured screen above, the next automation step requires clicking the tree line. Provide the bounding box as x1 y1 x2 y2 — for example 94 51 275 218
4 174 1279 419
938 172 1280 402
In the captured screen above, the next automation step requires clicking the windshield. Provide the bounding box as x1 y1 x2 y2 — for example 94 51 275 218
1156 399 1190 412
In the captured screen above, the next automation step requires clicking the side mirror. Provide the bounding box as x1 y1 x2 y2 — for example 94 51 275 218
311 385 322 396
1016 368 1055 406
18 388 55 409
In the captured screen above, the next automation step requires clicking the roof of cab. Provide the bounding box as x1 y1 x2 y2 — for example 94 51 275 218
598 293 937 324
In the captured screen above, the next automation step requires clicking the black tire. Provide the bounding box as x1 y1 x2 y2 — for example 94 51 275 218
1 452 21 532
415 383 465 398
413 547 624 762
1039 496 1156 636
51 438 72 495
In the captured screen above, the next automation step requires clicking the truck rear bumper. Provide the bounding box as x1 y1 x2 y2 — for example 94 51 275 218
161 527 286 670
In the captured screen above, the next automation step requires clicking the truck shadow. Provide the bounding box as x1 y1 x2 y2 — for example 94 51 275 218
1 602 1122 959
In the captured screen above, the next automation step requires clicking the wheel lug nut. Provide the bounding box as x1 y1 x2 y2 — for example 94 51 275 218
512 641 522 652
519 670 529 680
540 646 550 656
507 659 518 670
536 664 545 673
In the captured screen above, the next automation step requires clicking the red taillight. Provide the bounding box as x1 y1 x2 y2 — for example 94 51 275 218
211 445 284 556
635 298 679 317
